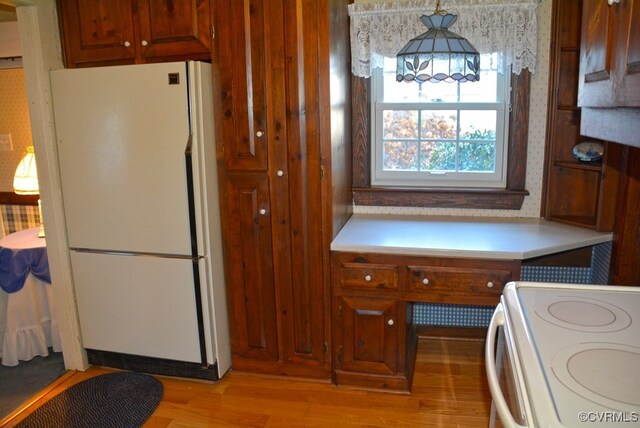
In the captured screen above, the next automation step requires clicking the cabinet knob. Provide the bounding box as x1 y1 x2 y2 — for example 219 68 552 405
422 278 430 285
487 281 494 288
141 40 149 47
259 208 267 215
277 170 284 177
256 131 264 137
123 41 131 47
387 319 394 326
608 0 620 5
364 274 372 282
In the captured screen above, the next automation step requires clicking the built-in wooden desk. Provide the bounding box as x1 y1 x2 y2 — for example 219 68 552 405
330 215 612 392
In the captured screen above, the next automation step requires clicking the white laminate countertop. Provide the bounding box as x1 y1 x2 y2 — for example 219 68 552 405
330 214 613 260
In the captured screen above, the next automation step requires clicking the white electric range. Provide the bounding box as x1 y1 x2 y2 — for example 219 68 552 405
486 282 640 427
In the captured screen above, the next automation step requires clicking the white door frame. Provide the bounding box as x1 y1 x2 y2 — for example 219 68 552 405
2 0 87 370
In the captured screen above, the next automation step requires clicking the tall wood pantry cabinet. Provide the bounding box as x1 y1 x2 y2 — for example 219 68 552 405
211 0 352 378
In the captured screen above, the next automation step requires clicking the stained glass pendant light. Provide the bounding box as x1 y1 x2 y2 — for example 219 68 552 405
396 0 480 83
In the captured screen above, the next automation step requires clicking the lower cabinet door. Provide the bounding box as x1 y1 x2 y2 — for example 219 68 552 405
334 296 401 375
224 174 278 362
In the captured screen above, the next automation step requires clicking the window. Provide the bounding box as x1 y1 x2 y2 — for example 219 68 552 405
371 54 510 188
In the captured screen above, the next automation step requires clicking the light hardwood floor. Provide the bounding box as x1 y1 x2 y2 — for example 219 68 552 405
3 336 492 427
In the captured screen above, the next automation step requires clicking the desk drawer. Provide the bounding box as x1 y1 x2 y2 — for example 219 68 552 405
339 262 398 291
407 265 511 299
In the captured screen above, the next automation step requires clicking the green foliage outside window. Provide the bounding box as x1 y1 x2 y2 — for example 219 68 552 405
382 111 496 172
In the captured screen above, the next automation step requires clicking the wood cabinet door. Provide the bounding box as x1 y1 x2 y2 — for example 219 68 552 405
213 0 280 172
615 0 640 106
579 0 640 107
58 0 136 66
223 174 278 362
334 296 401 375
277 0 326 369
578 0 616 107
136 0 212 61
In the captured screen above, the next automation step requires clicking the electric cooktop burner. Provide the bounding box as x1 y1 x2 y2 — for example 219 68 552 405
514 285 640 425
534 296 632 333
551 343 640 413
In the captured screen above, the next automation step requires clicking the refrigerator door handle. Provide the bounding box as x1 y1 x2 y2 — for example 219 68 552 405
70 247 203 260
184 133 209 368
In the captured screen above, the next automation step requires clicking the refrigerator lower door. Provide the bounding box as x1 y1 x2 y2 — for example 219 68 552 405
71 251 202 363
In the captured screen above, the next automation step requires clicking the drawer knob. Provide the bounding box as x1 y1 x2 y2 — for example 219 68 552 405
387 319 394 326
487 281 494 288
422 278 430 285
364 274 372 282
123 40 131 47
141 40 149 47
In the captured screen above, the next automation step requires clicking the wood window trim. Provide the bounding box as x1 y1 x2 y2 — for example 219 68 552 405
352 70 531 209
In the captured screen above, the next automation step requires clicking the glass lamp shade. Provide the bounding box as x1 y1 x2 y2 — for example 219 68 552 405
13 146 39 195
396 13 480 84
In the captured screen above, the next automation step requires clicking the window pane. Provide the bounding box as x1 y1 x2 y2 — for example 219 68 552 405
420 110 457 140
383 110 419 139
372 52 508 188
421 81 458 102
420 141 456 171
458 142 496 172
459 70 498 102
382 57 458 102
383 141 419 170
383 71 423 102
460 111 497 140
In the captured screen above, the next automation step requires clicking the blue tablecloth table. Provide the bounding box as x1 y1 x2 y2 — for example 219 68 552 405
0 228 61 367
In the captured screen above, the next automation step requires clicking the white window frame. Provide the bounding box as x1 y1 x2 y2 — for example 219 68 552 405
371 60 512 188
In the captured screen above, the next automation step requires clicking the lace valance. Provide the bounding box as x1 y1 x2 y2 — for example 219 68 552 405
348 0 540 78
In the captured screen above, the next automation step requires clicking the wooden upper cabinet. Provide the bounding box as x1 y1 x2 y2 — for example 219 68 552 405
136 0 212 61
214 0 271 172
579 0 640 107
615 0 640 106
57 0 212 67
57 0 137 66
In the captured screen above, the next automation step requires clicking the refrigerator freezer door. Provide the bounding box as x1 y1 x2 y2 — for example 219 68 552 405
71 251 202 362
51 62 193 255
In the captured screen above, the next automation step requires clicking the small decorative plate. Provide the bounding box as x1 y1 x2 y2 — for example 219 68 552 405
572 141 604 162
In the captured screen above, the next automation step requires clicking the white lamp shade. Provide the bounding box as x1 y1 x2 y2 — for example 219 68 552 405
13 146 39 195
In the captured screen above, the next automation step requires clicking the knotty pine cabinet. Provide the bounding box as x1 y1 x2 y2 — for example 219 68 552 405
578 0 640 108
577 0 640 146
543 0 625 231
331 252 520 392
212 0 351 378
57 0 212 67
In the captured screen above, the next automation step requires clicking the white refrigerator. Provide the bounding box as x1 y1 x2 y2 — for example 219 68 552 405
50 61 231 380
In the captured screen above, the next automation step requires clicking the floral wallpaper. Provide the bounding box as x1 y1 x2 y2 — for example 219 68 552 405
0 5 17 23
0 68 34 193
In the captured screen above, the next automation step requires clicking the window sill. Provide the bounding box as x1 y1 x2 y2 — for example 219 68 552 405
353 187 529 209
